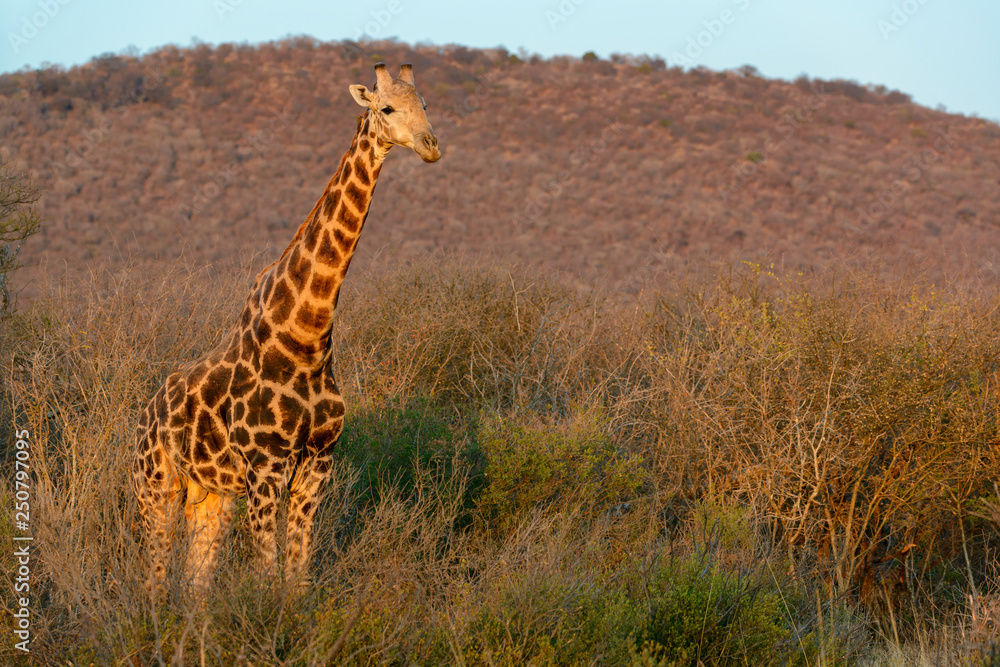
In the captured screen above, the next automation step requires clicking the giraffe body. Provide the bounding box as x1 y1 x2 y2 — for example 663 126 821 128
133 63 440 594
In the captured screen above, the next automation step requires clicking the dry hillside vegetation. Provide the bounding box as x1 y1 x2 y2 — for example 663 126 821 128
2 258 1000 663
1 38 999 299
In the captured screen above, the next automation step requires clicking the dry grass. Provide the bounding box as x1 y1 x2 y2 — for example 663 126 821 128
2 256 1000 664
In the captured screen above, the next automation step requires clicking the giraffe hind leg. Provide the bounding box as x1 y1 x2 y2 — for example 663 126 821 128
134 425 184 599
285 454 334 585
245 467 281 577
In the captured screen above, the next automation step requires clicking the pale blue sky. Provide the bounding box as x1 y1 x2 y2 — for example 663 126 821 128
2 0 998 121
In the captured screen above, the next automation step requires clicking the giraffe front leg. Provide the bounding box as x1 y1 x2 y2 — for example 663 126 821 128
285 454 334 585
184 479 235 594
245 467 281 577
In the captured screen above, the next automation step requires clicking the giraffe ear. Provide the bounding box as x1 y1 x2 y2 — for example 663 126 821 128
349 85 373 108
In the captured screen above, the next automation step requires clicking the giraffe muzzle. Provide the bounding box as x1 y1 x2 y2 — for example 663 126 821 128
415 133 441 163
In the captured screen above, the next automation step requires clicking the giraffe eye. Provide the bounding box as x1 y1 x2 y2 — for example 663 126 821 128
381 106 394 115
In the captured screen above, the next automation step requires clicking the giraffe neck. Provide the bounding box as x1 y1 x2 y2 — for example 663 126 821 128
254 111 389 360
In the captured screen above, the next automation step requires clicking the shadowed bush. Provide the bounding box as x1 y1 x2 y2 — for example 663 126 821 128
337 397 481 508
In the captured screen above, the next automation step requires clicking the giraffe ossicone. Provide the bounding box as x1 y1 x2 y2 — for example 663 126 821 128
133 62 440 596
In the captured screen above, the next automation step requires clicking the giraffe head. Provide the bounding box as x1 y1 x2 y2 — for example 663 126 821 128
349 63 441 163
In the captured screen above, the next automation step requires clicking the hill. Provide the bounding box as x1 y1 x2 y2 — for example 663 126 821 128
1 38 999 295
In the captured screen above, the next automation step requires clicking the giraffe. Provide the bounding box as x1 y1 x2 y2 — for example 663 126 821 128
133 62 440 596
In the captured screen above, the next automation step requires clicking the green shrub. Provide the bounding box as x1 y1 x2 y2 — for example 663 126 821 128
476 409 644 531
311 590 453 666
466 572 642 665
692 501 755 551
645 556 790 665
620 502 868 666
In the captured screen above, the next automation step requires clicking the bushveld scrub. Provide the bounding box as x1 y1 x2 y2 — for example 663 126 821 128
7 40 1000 300
0 154 41 316
2 256 1000 664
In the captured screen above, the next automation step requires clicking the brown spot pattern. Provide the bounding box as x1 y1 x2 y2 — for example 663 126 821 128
354 157 370 185
345 182 366 211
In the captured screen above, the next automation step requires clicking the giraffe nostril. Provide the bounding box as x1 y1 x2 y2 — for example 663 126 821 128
423 134 437 149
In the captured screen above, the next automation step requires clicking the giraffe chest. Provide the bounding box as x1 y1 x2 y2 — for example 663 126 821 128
162 323 346 495
175 376 344 497
225 354 344 465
